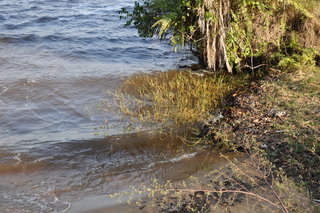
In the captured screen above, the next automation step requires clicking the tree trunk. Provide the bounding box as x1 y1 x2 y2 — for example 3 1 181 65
198 0 232 73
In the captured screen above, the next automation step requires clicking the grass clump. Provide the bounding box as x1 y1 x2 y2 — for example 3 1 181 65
104 70 248 128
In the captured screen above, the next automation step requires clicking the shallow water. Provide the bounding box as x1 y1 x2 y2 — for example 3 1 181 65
0 1 221 212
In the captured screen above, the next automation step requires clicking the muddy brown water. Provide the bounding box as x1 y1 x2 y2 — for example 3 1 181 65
0 0 233 212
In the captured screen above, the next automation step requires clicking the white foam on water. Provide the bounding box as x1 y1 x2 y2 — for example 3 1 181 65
0 85 9 94
0 192 72 213
143 152 198 170
169 152 198 163
13 152 22 163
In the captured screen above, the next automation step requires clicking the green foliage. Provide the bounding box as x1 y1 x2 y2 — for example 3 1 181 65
120 0 319 72
119 0 200 50
120 0 277 70
276 35 318 71
226 0 277 70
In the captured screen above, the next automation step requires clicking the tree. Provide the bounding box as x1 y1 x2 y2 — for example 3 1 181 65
119 0 232 73
198 0 232 73
120 0 319 73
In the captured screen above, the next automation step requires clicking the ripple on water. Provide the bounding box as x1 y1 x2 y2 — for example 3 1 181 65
35 16 59 23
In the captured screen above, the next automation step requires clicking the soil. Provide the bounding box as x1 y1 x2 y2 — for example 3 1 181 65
219 72 320 200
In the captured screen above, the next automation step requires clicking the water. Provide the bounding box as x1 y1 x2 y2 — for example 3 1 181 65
0 1 220 212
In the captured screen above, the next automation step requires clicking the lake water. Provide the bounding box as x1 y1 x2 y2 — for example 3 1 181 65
0 1 221 212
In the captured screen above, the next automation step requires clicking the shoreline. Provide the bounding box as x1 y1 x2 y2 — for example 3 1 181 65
84 67 320 212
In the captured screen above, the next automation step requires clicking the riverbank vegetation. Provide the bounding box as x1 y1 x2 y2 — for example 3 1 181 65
109 66 319 212
119 0 320 73
106 0 319 212
111 71 248 126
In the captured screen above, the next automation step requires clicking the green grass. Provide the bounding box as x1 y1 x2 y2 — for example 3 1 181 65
104 70 249 128
265 67 320 198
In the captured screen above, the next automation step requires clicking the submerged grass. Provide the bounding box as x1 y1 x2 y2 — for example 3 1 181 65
105 70 249 128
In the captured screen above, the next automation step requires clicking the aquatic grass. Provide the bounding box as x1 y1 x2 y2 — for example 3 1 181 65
103 70 248 129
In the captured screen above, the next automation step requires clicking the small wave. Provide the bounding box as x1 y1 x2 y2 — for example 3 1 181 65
0 36 18 43
0 15 6 21
33 156 54 163
3 18 33 30
35 16 59 23
20 34 40 42
4 24 22 30
29 6 41 10
43 34 70 42
169 152 198 162
0 34 39 43
0 33 71 44
13 153 22 164
144 152 198 170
